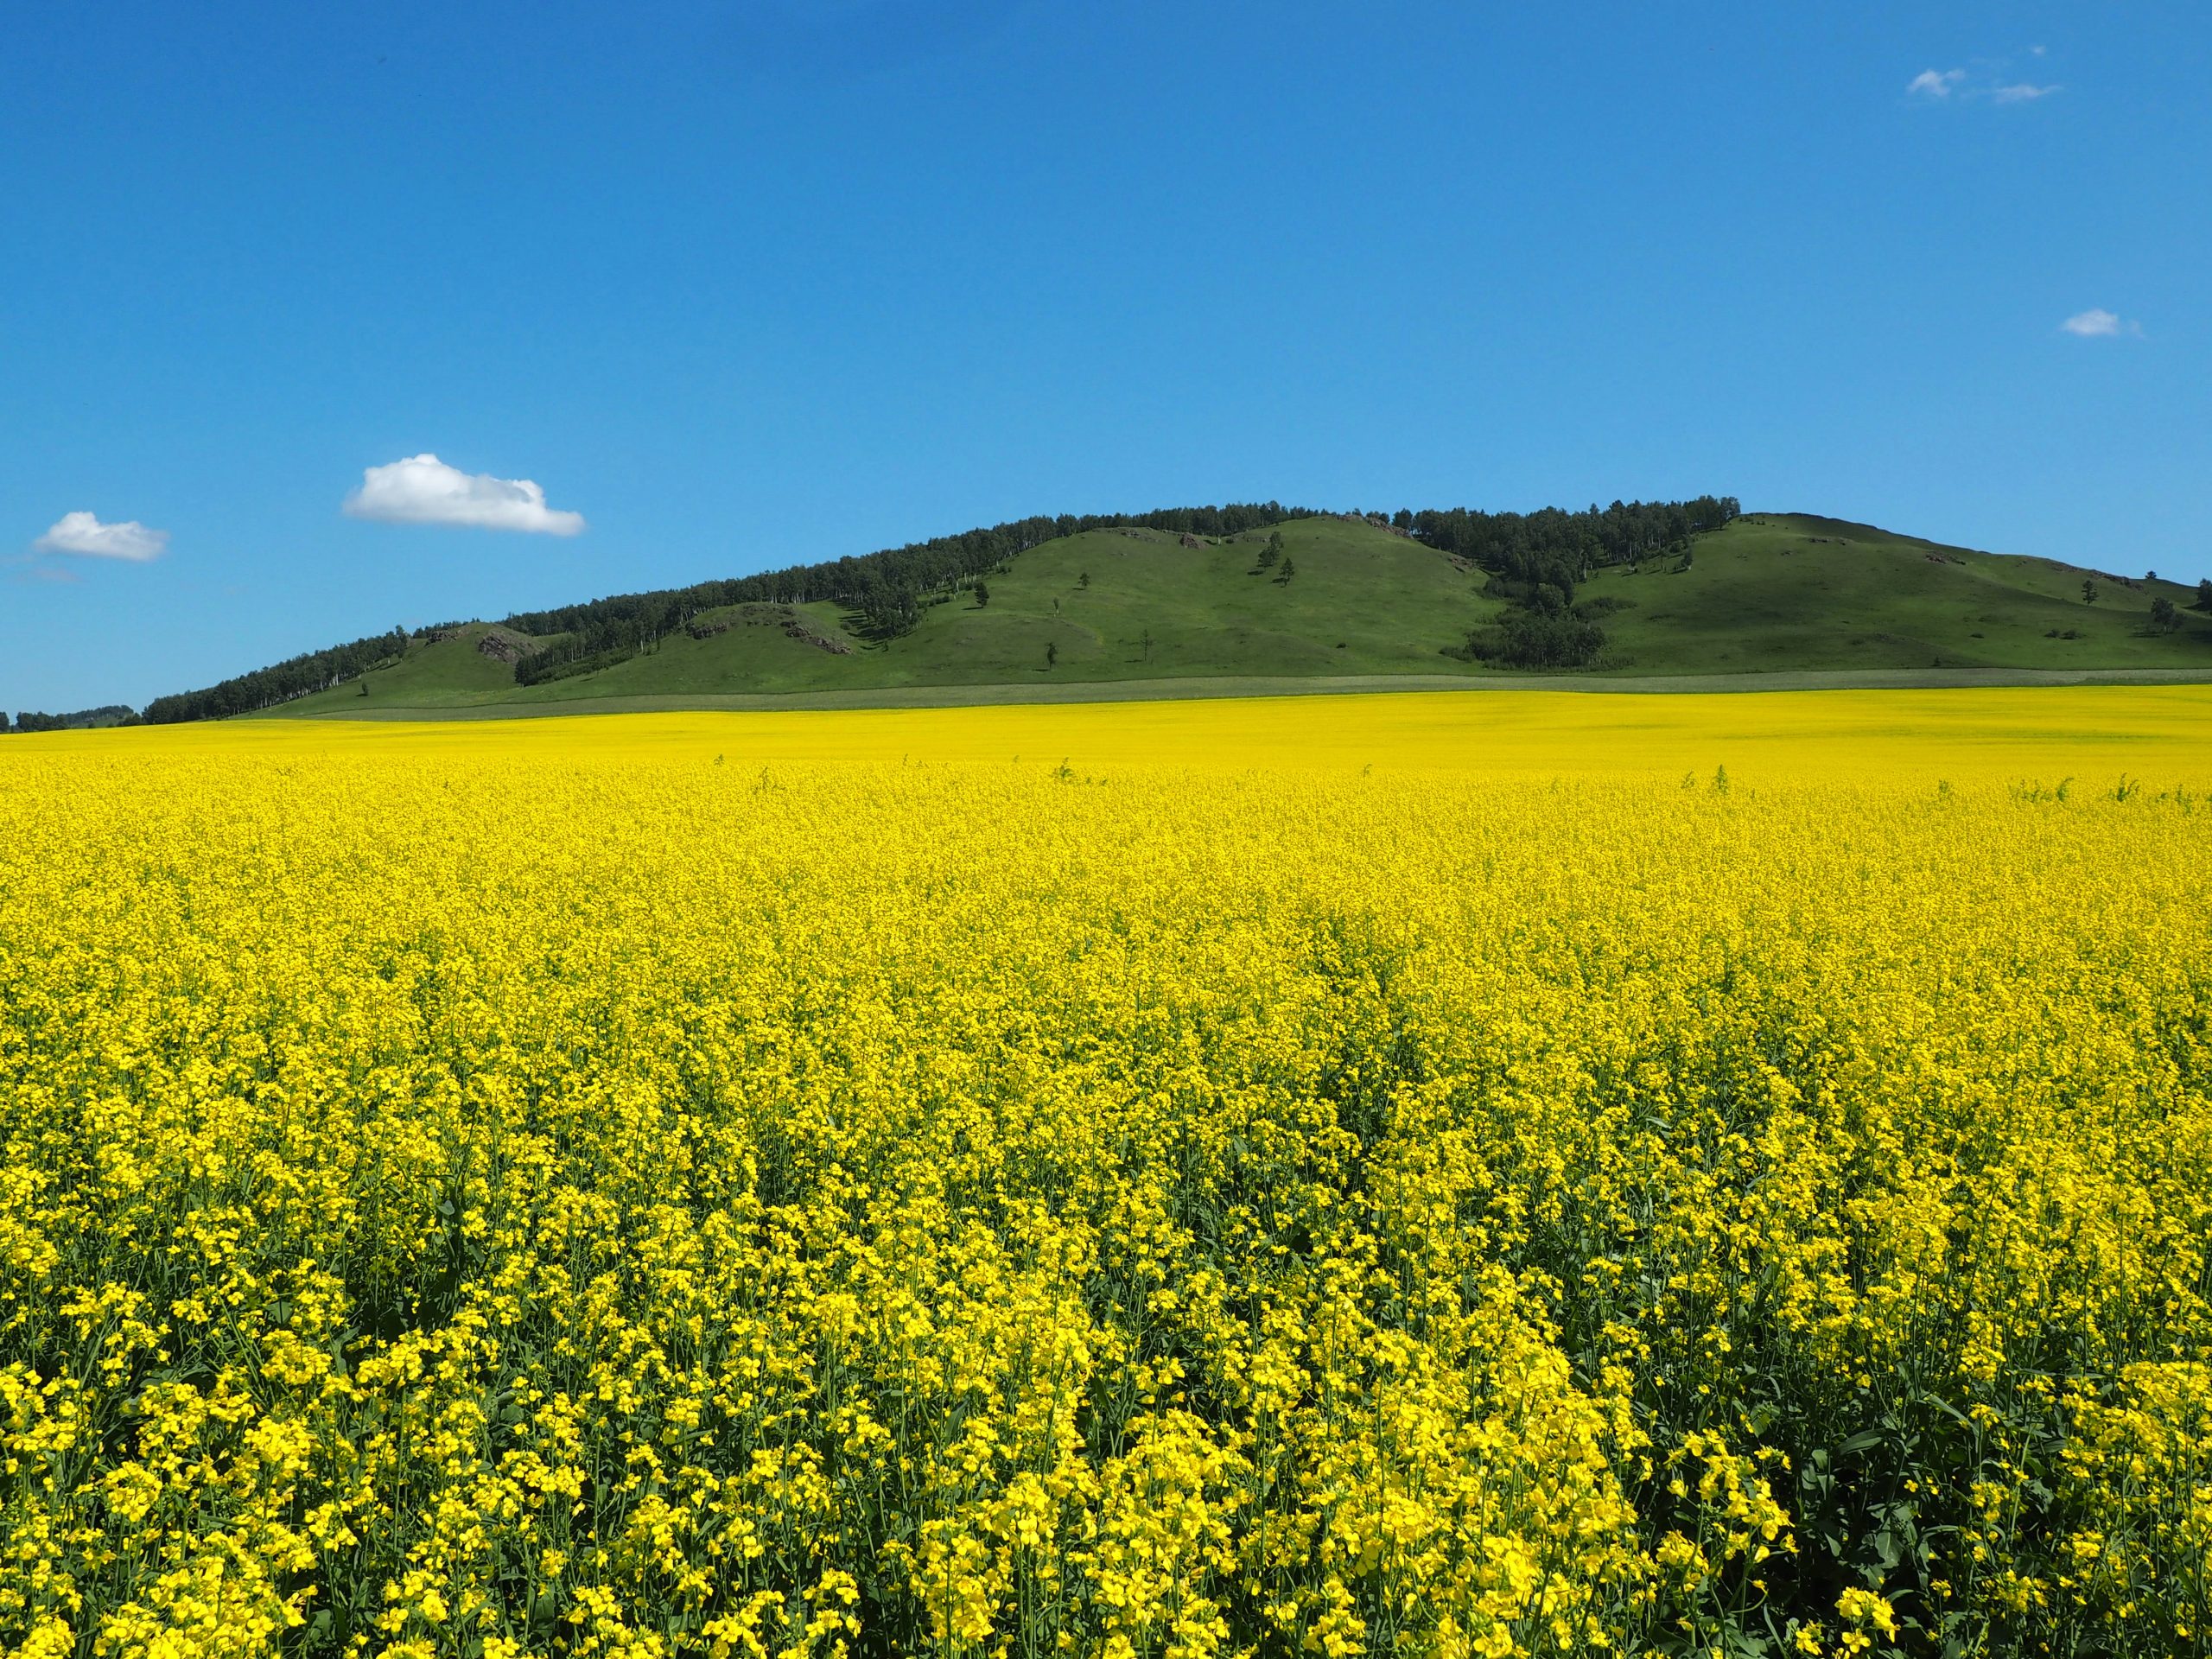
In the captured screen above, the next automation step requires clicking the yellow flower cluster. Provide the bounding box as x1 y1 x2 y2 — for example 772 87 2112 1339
2 702 2208 1658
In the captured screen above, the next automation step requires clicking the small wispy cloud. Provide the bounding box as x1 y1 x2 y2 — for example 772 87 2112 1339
33 511 169 562
343 454 586 536
2061 308 2143 339
1909 58 2061 105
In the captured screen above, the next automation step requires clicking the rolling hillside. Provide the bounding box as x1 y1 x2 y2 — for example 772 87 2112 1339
281 517 1498 715
1575 514 2212 674
261 512 2212 717
79 508 2196 723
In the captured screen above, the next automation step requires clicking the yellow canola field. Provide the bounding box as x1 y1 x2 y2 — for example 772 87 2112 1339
2 689 2209 1659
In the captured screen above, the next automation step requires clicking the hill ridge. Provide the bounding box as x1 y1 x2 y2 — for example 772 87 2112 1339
58 499 2212 726
139 495 1734 721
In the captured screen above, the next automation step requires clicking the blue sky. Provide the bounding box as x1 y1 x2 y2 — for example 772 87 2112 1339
4 1 2207 711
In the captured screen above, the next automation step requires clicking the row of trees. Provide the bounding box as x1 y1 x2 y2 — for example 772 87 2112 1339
508 504 1324 685
143 629 413 724
3 705 137 734
1412 496 1740 589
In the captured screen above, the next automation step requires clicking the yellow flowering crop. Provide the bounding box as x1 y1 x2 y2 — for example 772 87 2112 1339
2 690 2209 1657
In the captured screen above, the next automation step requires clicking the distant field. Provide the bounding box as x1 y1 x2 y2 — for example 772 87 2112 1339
56 683 2212 781
287 665 2212 723
264 513 2212 719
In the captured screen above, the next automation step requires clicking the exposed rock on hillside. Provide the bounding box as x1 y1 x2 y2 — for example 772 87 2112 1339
475 627 545 664
687 604 854 655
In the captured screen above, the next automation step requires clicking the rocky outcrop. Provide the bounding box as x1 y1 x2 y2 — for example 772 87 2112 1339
475 627 544 664
688 605 854 654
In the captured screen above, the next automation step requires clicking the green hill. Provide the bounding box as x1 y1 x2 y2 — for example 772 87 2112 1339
113 505 2206 721
1574 514 2211 674
268 512 2210 717
284 518 1508 715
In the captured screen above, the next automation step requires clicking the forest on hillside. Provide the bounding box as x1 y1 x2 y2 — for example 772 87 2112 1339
141 631 417 725
1421 495 1742 668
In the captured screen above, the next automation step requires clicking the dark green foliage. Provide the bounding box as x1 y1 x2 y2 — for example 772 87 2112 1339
3 704 137 734
1465 608 1607 669
1423 498 1737 674
1413 495 1738 589
973 582 990 608
2150 596 2180 632
1257 532 1282 571
515 643 647 686
2082 580 2098 605
2197 578 2212 611
143 632 410 723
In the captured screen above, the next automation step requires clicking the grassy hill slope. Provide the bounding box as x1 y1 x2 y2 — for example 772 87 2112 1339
276 512 2212 716
1584 514 2210 672
285 518 1499 714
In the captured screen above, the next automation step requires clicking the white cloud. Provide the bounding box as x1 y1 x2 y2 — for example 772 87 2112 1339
33 511 169 562
2061 308 2142 339
343 453 586 536
1910 60 2061 105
